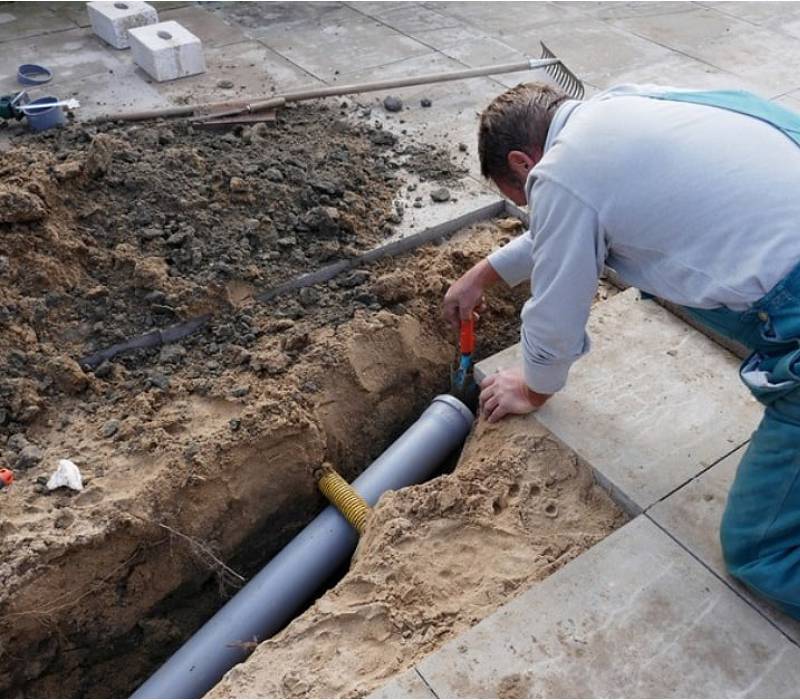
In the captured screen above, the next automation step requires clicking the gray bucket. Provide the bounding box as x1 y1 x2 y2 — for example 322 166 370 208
24 96 66 131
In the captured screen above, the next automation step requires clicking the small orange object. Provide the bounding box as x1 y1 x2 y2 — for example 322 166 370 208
459 317 475 355
0 468 14 490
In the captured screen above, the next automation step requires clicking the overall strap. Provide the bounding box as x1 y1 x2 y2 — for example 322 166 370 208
644 89 800 148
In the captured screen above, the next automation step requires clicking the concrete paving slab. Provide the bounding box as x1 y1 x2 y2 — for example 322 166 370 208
361 4 462 36
147 40 323 105
649 447 800 646
499 16 676 92
604 51 769 94
247 5 432 82
474 289 762 511
613 7 800 97
410 516 800 698
159 5 251 48
0 2 76 42
49 64 166 119
212 1 346 38
369 668 436 699
431 30 582 93
53 1 95 28
699 1 800 35
0 27 129 88
567 1 698 21
775 92 800 111
344 2 414 18
421 1 576 37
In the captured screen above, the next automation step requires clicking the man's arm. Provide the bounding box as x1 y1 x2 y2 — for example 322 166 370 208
479 179 604 422
520 179 604 394
442 231 533 328
487 232 535 288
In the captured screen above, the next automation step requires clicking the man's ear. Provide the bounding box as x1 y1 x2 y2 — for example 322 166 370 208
507 149 541 183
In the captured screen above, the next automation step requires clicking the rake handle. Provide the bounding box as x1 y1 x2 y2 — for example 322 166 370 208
277 58 558 103
102 58 559 123
196 58 558 122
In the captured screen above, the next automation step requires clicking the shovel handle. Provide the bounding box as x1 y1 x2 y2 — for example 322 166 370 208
460 318 475 355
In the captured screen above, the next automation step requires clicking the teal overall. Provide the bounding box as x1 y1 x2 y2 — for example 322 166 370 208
644 89 800 618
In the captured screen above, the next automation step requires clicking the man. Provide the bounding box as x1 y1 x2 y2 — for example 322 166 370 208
443 82 800 619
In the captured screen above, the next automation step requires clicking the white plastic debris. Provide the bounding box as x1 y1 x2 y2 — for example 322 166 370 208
47 459 84 492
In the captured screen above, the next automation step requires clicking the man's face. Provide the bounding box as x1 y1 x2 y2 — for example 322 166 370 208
494 174 528 206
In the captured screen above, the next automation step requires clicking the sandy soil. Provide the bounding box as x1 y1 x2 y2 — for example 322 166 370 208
211 416 626 699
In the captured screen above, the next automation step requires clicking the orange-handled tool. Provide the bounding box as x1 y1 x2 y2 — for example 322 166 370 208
459 317 475 355
451 317 478 406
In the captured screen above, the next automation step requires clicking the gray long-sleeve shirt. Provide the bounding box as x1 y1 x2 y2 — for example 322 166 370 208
487 84 800 394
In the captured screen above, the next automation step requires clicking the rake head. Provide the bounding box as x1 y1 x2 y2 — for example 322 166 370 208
539 42 585 100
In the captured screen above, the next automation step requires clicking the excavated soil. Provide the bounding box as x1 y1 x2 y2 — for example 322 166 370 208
210 417 626 699
0 105 619 699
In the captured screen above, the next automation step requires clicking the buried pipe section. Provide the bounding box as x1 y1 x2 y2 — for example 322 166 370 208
132 394 474 699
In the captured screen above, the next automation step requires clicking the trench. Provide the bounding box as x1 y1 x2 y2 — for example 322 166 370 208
3 214 537 699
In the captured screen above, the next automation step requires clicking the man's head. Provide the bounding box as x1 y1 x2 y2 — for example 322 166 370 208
478 82 569 204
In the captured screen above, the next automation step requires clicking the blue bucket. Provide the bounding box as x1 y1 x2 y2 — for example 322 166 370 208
24 96 66 132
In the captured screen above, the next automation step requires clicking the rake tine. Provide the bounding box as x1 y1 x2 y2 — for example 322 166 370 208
539 41 585 100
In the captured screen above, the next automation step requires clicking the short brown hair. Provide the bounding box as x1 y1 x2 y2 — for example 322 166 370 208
478 82 569 182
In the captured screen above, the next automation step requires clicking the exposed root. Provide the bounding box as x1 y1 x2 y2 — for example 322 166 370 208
155 521 245 595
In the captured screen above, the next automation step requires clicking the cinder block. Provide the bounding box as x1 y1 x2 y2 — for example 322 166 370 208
87 1 158 50
129 21 206 82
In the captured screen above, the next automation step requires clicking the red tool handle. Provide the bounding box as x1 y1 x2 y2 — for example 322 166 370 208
0 468 14 489
460 317 475 354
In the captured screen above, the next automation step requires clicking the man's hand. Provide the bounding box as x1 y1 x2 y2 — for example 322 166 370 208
479 367 551 423
442 259 501 330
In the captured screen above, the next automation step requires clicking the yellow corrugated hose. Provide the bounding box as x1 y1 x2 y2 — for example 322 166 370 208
317 463 371 534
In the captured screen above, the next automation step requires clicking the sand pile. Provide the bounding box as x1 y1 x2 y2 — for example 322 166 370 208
211 416 626 699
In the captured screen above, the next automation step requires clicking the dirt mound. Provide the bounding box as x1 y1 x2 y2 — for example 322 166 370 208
210 416 626 699
0 105 400 430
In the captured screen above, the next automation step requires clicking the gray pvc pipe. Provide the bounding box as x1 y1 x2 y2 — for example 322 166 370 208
132 394 473 699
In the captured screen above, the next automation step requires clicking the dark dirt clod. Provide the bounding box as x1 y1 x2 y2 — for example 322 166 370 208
383 96 403 113
15 444 43 469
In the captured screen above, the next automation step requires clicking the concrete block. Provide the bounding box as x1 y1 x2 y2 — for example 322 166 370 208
474 289 762 510
407 517 800 698
650 446 800 645
129 20 205 82
87 1 158 50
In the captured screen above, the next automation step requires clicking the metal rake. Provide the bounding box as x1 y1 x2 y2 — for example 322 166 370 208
536 41 585 100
